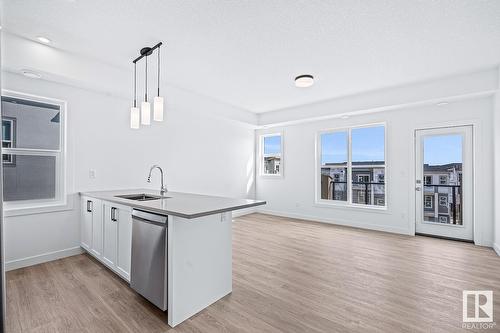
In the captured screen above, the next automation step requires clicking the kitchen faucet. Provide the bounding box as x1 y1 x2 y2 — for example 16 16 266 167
147 165 168 196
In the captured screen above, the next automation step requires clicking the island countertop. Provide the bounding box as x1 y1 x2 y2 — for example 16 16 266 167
80 189 266 219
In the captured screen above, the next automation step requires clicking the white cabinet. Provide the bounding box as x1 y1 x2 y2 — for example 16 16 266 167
80 196 102 257
116 206 132 279
81 197 92 250
102 204 118 268
90 199 103 258
81 196 133 282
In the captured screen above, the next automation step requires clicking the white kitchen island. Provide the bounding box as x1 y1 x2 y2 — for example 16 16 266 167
80 189 265 327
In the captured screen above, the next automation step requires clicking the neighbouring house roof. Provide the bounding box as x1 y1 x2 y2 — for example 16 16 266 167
424 163 462 172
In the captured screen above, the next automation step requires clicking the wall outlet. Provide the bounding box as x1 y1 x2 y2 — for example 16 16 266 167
89 169 96 179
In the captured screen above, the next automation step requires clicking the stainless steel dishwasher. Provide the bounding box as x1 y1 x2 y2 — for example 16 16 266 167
130 209 168 311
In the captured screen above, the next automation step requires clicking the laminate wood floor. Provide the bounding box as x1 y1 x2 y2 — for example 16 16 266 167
6 213 500 332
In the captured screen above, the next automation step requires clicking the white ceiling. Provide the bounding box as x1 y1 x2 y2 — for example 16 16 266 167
3 0 500 113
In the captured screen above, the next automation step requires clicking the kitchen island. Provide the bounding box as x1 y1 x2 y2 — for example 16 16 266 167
80 189 265 327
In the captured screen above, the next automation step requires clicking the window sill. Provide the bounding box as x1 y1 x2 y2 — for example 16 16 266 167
3 199 73 217
260 174 283 179
314 200 390 214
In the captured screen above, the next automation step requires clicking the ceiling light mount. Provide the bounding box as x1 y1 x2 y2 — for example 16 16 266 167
295 74 314 88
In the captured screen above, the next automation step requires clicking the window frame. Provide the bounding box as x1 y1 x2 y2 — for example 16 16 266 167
1 90 67 213
260 132 283 177
315 123 387 210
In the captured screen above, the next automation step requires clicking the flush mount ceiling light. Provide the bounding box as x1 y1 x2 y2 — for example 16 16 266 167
130 42 164 129
37 36 51 44
295 74 314 88
340 115 350 119
21 70 41 79
436 101 449 106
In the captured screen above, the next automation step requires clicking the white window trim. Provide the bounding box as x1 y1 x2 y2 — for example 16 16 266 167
260 132 283 178
315 122 387 210
1 90 68 215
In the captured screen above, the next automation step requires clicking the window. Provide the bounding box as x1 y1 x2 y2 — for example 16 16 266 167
2 118 16 165
439 175 448 185
439 195 448 207
424 175 432 185
261 133 282 176
357 175 370 183
1 93 65 206
424 195 433 209
320 131 348 201
318 124 385 207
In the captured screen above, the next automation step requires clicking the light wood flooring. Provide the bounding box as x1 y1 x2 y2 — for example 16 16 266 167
6 213 500 332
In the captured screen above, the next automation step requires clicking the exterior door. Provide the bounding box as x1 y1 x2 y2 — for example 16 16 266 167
415 126 473 241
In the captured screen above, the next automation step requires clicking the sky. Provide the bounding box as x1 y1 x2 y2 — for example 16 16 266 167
423 134 462 165
321 126 385 164
263 135 281 155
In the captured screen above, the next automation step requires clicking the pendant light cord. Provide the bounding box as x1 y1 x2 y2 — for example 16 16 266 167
157 46 160 97
145 55 148 102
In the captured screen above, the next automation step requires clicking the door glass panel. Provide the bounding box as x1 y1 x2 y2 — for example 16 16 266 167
422 135 462 225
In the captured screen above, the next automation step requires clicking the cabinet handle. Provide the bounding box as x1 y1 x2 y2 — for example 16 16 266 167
111 207 117 221
86 200 92 212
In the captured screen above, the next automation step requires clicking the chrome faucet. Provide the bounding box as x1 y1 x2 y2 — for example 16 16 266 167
147 165 168 196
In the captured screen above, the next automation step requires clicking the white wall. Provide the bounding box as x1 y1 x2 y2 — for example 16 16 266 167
256 96 495 246
494 79 500 254
2 72 256 269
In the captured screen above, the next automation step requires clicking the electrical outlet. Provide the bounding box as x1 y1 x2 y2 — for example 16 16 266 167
89 169 96 179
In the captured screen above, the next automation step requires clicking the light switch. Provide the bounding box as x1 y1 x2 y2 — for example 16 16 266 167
89 169 96 179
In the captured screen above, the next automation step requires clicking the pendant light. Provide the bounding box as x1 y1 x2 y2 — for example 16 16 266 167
131 42 162 128
141 55 151 125
154 45 164 121
130 62 140 129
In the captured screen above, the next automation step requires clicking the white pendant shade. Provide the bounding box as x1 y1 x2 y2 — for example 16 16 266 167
154 96 164 121
141 101 151 125
130 107 140 129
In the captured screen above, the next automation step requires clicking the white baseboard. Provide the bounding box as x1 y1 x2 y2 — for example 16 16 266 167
256 208 411 235
5 246 83 271
493 243 500 256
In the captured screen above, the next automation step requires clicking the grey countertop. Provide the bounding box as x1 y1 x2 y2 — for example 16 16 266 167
80 189 266 219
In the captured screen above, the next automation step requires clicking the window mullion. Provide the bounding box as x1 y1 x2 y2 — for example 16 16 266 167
347 127 352 205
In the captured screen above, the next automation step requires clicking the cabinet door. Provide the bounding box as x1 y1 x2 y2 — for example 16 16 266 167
90 199 103 258
102 205 118 268
117 206 133 280
81 197 93 250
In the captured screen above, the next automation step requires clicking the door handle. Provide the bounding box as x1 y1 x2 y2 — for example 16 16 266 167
86 200 92 212
111 207 118 221
415 187 421 191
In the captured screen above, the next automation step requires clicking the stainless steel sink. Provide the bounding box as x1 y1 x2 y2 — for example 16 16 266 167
115 193 170 201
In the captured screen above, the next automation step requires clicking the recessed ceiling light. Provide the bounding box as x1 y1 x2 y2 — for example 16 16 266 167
21 70 42 79
37 36 51 44
340 115 349 119
295 74 314 88
436 102 449 106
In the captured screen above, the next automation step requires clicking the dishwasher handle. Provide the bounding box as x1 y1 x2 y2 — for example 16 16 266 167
132 209 168 225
